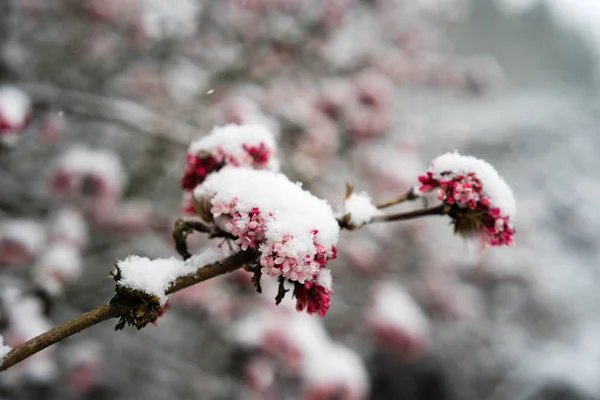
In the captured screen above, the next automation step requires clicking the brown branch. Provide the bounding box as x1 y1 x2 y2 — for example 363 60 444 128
371 204 447 223
376 187 420 209
0 304 119 372
0 249 258 372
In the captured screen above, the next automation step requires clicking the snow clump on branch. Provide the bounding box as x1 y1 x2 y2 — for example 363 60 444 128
114 247 231 306
418 151 516 246
340 190 383 229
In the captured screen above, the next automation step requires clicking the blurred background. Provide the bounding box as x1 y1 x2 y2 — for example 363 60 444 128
1 0 600 399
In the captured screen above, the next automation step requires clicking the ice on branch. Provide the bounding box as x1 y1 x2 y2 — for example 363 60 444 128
367 283 430 359
340 191 383 228
0 335 12 360
418 151 516 246
182 123 279 191
0 86 31 137
194 167 339 316
115 247 230 305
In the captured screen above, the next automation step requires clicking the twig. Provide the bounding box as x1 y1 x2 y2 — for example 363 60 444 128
371 204 446 223
376 187 420 209
0 249 257 372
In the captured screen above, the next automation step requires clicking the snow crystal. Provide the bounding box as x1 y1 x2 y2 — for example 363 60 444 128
115 247 230 305
0 219 46 253
342 191 383 226
427 151 516 218
0 335 12 360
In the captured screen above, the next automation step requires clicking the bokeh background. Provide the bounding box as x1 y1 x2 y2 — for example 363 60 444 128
1 0 600 399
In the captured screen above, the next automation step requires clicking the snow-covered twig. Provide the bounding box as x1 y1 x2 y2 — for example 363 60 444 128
0 249 257 372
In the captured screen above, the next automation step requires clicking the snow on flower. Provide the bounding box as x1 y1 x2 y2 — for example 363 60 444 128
1 287 57 383
182 123 279 191
293 269 333 317
229 309 369 399
301 342 370 400
418 151 516 246
48 208 89 249
341 191 383 228
64 340 103 394
51 146 126 201
32 244 82 296
0 86 31 135
114 247 231 305
367 282 430 359
0 219 46 265
194 167 339 315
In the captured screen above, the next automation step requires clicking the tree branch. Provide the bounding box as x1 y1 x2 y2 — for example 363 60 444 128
376 187 420 209
0 249 257 372
370 204 447 223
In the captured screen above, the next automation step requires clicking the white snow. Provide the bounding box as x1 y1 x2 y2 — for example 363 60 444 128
302 342 369 397
48 208 88 247
55 146 126 193
0 86 30 129
0 219 46 253
0 287 57 383
141 0 202 40
195 166 340 262
33 244 83 296
229 308 368 398
63 340 102 367
316 269 333 291
0 335 12 360
163 58 209 104
427 151 516 218
115 247 230 305
369 282 430 339
188 123 279 171
342 191 383 226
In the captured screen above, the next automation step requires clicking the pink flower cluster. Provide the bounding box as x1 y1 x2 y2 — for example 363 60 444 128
182 144 272 191
181 153 221 191
209 196 337 316
293 279 333 317
181 125 276 191
418 159 515 246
